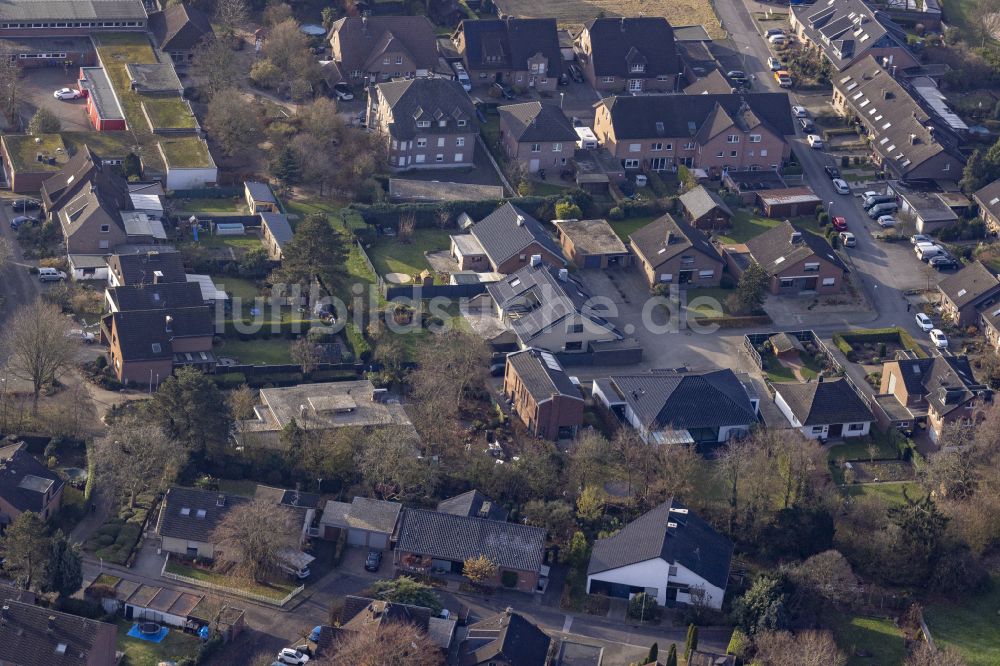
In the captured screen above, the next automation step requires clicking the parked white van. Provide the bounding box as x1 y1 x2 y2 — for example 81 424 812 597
451 62 471 91
917 244 945 261
38 267 67 282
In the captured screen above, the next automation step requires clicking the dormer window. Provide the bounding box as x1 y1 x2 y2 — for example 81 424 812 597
438 119 447 127
457 119 466 127
196 509 207 518
630 63 645 73
416 120 430 128
100 224 110 233
180 507 190 516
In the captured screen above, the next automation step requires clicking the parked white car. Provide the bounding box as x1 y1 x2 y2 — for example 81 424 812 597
929 328 949 349
53 88 82 100
807 134 824 149
832 178 851 195
840 231 856 247
910 234 931 245
915 312 933 331
277 648 310 665
877 215 896 227
791 105 808 118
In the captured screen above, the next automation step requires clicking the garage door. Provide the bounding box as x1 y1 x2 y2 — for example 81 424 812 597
347 529 367 546
368 532 388 549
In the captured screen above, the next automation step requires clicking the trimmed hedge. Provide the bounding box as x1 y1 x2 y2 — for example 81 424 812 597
832 327 927 358
349 195 565 229
345 322 372 362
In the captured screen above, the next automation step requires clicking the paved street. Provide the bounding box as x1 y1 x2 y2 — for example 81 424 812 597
0 198 42 331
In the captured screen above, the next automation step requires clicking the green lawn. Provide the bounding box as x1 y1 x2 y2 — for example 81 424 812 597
117 620 201 666
844 481 921 507
716 210 825 244
530 180 574 196
212 276 260 302
284 199 366 231
183 234 263 253
367 229 453 277
214 337 293 365
828 432 899 462
164 560 298 601
829 614 906 666
925 577 1000 666
608 216 657 242
217 479 259 496
3 133 69 172
174 197 246 213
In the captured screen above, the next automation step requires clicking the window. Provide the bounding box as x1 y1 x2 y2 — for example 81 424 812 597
760 149 768 157
395 56 403 65
416 138 427 148
629 143 641 153
699 269 714 279
780 278 794 287
730 150 738 157
811 426 825 434
683 142 695 150
749 134 762 143
727 134 740 143
665 143 672 151
668 565 678 576
848 423 865 431
196 509 207 518
457 119 467 127
99 240 110 249
392 140 398 150
569 323 584 333
652 142 663 151
438 120 447 127
803 262 820 272
180 507 190 516
822 277 836 286
657 74 670 81
553 142 562 152
602 76 615 83
628 79 642 92
436 154 444 162
565 341 583 351
630 63 645 73
659 273 673 282
623 158 640 168
437 137 445 147
100 224 110 233
531 143 541 152
383 57 390 65
456 137 465 147
747 150 755 157
415 154 426 163
716 151 724 158
454 153 464 162
416 120 430 128
680 255 694 265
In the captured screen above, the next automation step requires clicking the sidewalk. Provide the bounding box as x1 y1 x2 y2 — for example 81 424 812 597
69 486 112 546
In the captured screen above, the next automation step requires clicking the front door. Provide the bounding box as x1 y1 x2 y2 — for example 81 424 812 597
678 270 693 284
802 277 818 291
529 158 540 172
828 423 843 438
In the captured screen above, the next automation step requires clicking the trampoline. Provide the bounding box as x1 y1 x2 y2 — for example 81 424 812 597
127 622 169 643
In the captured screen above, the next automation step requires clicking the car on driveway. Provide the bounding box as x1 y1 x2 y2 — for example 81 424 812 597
824 165 840 179
915 313 933 331
331 83 354 101
567 63 584 83
877 215 896 227
799 117 815 132
929 328 949 349
910 234 931 245
930 255 959 270
807 134 824 149
277 648 310 665
774 70 793 87
492 82 515 99
767 57 782 71
832 216 848 231
10 215 37 229
839 231 856 247
791 105 808 118
832 178 851 195
11 198 40 212
726 70 748 83
53 87 82 100
364 550 382 572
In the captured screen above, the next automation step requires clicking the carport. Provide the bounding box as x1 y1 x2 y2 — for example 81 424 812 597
320 497 401 549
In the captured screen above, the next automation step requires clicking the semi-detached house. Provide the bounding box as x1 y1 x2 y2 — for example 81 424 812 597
592 93 794 175
452 18 562 92
326 16 438 85
576 17 679 94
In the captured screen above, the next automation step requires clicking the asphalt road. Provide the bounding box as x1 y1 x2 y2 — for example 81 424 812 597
0 199 42 331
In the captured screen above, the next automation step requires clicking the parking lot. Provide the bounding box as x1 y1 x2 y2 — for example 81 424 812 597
17 66 91 132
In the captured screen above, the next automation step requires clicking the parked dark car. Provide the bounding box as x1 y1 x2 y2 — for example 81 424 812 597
364 550 382 572
10 215 38 229
824 165 840 179
492 82 515 99
567 63 584 83
490 363 505 377
929 255 958 270
474 103 488 124
558 73 569 86
799 117 815 132
11 198 40 212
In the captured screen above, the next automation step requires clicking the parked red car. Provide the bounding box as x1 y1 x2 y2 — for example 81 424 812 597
832 216 848 231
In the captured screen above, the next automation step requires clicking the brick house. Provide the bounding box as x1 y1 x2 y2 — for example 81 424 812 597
879 355 991 443
327 16 438 85
592 93 793 175
937 260 1000 327
107 249 187 287
497 102 576 173
369 78 477 170
503 348 584 440
451 202 565 274
41 145 126 219
100 306 215 386
148 3 213 62
452 18 562 92
553 218 630 269
832 57 964 182
740 221 848 295
0 36 95 69
0 441 65 525
79 66 127 131
628 213 724 289
973 180 1000 234
0 601 117 666
394 507 547 593
0 133 71 194
576 17 678 94
678 185 733 231
0 0 147 38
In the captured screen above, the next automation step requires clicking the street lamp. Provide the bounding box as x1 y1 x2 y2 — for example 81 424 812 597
828 200 834 219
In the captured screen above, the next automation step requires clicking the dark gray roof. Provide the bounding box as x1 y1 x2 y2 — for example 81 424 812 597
244 181 276 204
938 260 1000 309
0 600 117 666
745 221 847 274
437 490 508 521
108 250 186 286
0 442 65 514
834 57 963 177
79 66 123 121
124 63 182 94
260 212 293 247
41 145 129 213
103 306 213 361
396 508 546 572
106 281 204 312
889 355 987 418
0 0 147 22
601 369 757 431
775 379 874 426
587 499 733 590
679 186 733 222
498 102 576 143
461 610 550 666
157 487 249 544
377 77 476 141
684 70 734 95
791 0 903 70
329 16 438 74
628 213 722 270
340 595 431 633
506 348 582 403
458 18 562 76
486 264 618 343
582 17 678 80
149 3 213 52
345 497 402 534
974 180 1000 221
471 202 564 268
598 93 794 141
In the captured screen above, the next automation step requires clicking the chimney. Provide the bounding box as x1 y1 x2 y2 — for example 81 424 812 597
530 254 542 267
164 315 173 332
665 231 673 245
47 616 57 632
882 56 889 68
882 88 889 100
620 17 626 32
910 133 917 145
516 215 525 226
299 404 307 418
558 268 569 281
362 15 368 33
153 269 163 284
216 494 226 507
790 230 802 243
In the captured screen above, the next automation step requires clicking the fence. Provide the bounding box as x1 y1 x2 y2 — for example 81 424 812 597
383 282 489 300
170 186 243 199
160 554 304 607
742 330 820 369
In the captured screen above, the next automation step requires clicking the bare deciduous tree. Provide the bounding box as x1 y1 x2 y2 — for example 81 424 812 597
214 0 248 34
327 621 443 666
211 500 300 582
0 236 10 272
95 416 184 508
301 97 344 144
191 37 246 96
206 89 263 157
905 641 967 666
290 337 324 374
2 300 75 410
398 213 416 243
355 426 434 498
0 52 19 122
787 550 859 605
753 630 846 666
264 19 312 79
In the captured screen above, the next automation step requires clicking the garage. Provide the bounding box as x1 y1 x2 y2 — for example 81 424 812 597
320 497 402 549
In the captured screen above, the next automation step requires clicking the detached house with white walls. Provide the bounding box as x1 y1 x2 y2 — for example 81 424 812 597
587 499 732 609
773 379 874 440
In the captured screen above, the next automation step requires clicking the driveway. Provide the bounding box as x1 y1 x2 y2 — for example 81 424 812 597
0 198 41 330
17 67 91 132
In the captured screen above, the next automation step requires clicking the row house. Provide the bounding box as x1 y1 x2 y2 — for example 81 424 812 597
452 18 562 92
576 17 679 94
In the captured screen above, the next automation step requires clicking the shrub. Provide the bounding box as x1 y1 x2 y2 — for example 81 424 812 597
818 212 830 226
628 592 660 621
500 570 519 588
608 206 624 220
841 155 850 168
344 322 371 362
555 200 582 219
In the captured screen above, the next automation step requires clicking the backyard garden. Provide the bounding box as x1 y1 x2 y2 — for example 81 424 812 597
116 618 202 666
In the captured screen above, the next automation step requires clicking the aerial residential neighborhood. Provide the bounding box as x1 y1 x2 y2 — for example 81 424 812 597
1 0 1000 663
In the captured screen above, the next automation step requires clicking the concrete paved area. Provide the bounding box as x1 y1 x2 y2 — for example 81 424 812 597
17 67 92 133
